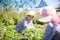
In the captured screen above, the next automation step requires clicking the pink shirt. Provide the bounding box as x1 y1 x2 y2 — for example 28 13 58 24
41 12 60 26
51 12 60 26
57 12 60 20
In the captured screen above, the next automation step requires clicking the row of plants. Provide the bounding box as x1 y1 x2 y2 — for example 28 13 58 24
0 11 46 40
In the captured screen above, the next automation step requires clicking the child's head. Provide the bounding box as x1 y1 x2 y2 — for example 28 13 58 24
26 10 36 21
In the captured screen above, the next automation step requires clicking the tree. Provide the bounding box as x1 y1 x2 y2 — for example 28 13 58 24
0 0 14 11
0 0 41 11
19 0 39 10
56 0 60 12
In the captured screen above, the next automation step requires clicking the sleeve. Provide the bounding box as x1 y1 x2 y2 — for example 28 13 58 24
24 21 28 27
15 21 26 33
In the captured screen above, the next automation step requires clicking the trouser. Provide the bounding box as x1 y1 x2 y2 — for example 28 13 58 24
52 31 60 40
42 23 55 40
52 25 60 40
42 23 60 40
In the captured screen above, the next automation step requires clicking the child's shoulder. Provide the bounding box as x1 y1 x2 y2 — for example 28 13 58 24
20 17 28 23
17 18 27 26
22 17 27 22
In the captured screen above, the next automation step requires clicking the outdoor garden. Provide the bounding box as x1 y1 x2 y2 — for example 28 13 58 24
0 11 47 40
0 0 60 40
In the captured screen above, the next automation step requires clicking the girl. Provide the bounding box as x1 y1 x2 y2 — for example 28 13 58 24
38 6 60 40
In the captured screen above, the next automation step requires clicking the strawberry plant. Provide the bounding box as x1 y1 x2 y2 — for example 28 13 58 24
0 11 46 40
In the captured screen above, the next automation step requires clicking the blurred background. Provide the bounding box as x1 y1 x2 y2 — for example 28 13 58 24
0 0 60 40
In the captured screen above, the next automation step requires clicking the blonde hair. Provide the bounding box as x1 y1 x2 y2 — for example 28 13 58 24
42 6 56 15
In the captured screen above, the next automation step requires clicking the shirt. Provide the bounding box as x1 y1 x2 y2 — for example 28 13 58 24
15 17 34 33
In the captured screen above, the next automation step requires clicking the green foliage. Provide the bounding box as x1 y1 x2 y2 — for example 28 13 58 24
0 11 46 40
56 9 60 12
0 11 26 26
21 28 44 40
